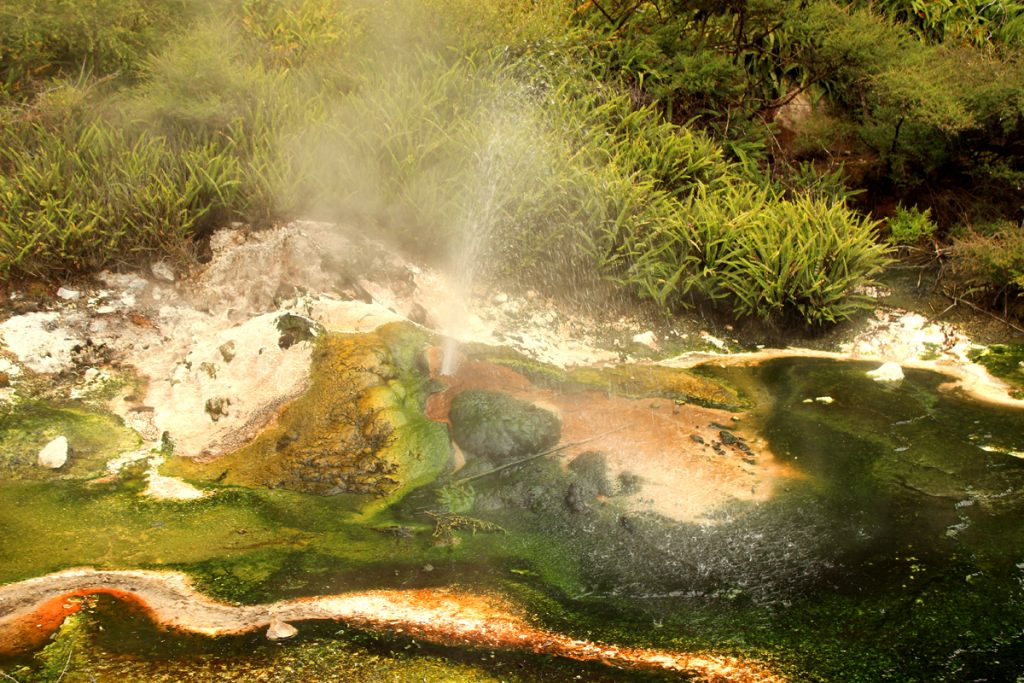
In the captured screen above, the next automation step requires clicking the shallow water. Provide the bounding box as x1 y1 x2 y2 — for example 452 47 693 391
2 356 1023 681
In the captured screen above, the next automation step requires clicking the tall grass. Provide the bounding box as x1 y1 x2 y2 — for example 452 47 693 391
0 0 893 326
0 102 240 278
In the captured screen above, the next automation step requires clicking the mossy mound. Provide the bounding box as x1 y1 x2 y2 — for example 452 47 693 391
449 390 561 462
0 402 141 481
167 326 450 506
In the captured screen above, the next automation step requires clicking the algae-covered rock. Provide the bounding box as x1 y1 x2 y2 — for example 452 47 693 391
567 364 746 410
449 390 561 462
167 325 450 506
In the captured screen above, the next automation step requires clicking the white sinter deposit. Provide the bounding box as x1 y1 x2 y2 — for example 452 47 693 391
1 221 1020 501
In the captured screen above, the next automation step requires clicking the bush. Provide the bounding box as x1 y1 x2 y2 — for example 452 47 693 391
609 183 891 325
0 111 240 278
951 222 1024 307
0 0 894 327
0 0 195 98
888 205 938 245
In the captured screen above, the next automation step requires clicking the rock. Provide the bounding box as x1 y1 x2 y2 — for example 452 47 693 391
564 482 587 513
719 430 741 445
0 312 83 374
632 331 658 349
266 619 298 641
218 340 236 363
815 396 834 404
568 450 615 497
144 471 206 501
204 397 231 422
449 390 561 462
38 436 69 469
867 362 904 382
151 261 176 282
492 292 509 304
276 313 321 349
690 434 705 445
407 302 432 327
56 287 81 301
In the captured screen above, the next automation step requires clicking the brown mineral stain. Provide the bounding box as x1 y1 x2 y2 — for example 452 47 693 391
425 346 802 522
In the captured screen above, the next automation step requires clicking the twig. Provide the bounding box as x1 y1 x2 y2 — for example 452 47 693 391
1 671 22 682
453 428 625 486
940 287 1024 336
55 646 72 683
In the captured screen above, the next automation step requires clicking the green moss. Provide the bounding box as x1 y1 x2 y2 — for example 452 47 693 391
0 401 141 481
449 391 561 462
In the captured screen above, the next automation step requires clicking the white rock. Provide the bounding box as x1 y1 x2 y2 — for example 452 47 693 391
56 287 81 301
266 619 298 641
700 332 728 350
814 396 834 404
492 292 509 304
632 330 658 349
151 261 176 282
38 436 69 469
0 358 22 378
0 312 83 374
867 362 904 382
144 470 206 501
146 312 315 458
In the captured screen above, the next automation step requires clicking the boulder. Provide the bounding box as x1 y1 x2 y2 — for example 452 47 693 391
867 362 904 382
38 436 69 469
266 619 298 641
449 390 561 462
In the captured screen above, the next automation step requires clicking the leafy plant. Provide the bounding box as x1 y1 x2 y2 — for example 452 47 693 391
951 221 1024 310
888 205 938 245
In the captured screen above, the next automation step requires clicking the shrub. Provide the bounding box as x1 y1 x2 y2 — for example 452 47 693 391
888 205 938 244
0 0 195 98
0 113 241 278
951 222 1024 307
609 184 891 325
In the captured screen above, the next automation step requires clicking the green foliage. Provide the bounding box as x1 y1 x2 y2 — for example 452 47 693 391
887 205 937 245
0 0 195 98
0 0 911 325
577 0 1024 223
607 184 890 325
238 0 361 69
0 107 240 278
855 0 1024 47
951 221 1024 307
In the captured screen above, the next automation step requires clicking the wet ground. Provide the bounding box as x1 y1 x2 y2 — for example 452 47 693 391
2 348 1024 681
